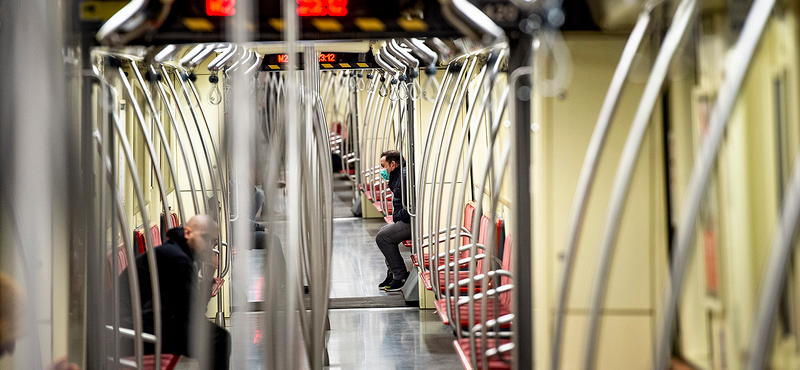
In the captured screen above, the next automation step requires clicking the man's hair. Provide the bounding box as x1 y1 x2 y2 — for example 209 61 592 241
380 150 401 166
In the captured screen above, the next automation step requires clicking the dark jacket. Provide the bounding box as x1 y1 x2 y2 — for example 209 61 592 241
120 227 214 355
389 166 411 224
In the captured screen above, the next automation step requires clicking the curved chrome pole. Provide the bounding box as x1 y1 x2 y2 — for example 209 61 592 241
93 124 145 369
580 0 699 368
108 84 163 368
439 49 504 327
655 0 775 368
420 58 468 289
428 56 479 294
451 86 510 336
161 65 210 214
413 64 457 275
464 87 509 365
151 65 201 215
551 7 653 369
116 65 173 230
126 58 186 225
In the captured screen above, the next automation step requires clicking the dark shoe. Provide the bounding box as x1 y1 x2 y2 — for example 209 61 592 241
384 274 408 292
378 270 393 289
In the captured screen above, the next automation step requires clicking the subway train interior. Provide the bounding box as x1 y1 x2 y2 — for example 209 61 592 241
3 0 800 369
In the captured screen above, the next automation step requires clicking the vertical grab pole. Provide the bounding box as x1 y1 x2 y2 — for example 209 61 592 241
581 0 699 368
551 8 653 369
655 0 775 368
283 0 303 366
508 26 534 370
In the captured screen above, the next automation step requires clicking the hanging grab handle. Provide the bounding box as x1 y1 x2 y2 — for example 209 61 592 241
379 75 389 97
409 80 420 101
422 67 440 103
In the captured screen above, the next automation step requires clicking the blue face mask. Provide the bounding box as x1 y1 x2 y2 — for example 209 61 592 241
380 168 390 181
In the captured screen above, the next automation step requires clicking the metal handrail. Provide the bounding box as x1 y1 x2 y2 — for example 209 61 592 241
580 0 699 368
125 57 186 226
160 64 210 214
116 63 173 230
463 85 509 365
109 78 163 368
440 0 505 47
654 0 775 368
92 85 146 368
427 55 479 296
451 85 510 337
150 65 202 215
414 63 457 278
419 57 469 288
550 5 655 368
438 49 504 326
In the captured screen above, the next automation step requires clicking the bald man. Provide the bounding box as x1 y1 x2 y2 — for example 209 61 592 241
120 214 230 370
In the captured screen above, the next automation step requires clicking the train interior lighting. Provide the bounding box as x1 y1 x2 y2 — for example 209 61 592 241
3 0 800 369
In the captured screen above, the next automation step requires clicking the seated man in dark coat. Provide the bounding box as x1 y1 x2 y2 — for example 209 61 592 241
121 214 230 370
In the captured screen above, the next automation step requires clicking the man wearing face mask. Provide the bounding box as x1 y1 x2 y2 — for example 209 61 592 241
375 150 412 291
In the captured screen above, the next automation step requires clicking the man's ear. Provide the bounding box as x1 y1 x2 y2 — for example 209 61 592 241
184 226 192 238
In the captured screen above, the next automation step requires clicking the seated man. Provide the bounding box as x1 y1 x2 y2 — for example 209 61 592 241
375 150 412 292
121 214 230 370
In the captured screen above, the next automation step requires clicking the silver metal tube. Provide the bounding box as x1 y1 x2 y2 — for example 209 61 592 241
161 65 210 214
151 65 201 215
283 0 302 364
551 8 653 369
95 0 148 43
440 0 505 46
453 86 510 338
656 0 775 368
126 58 186 225
420 59 468 289
94 122 144 368
439 49 504 327
180 44 207 67
428 56 479 294
464 88 509 366
109 90 162 368
581 0 699 368
208 44 235 71
190 44 219 68
117 66 173 230
747 124 800 369
414 65 456 274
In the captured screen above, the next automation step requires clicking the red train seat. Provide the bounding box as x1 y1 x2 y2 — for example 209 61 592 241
134 222 162 256
453 338 512 370
122 354 181 370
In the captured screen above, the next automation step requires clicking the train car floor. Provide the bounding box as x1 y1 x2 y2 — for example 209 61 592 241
325 308 464 370
324 176 463 369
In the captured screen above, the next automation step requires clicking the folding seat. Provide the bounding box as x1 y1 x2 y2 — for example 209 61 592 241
435 236 513 328
134 222 162 256
452 236 515 370
411 202 476 269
